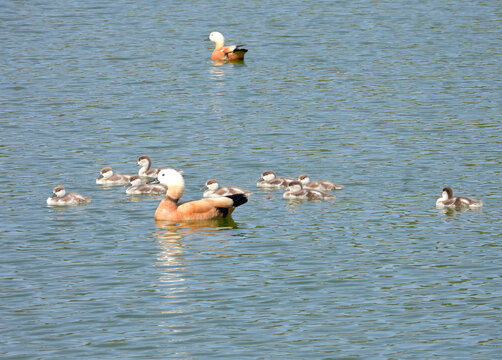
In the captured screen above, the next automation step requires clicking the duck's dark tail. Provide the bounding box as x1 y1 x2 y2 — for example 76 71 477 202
226 193 248 207
234 45 248 53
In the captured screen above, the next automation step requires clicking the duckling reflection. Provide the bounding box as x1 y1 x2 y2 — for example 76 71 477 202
438 206 478 216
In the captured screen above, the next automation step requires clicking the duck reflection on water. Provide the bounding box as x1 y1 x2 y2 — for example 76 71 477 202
155 218 239 300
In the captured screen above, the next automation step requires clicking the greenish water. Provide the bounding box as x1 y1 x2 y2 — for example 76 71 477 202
1 0 501 358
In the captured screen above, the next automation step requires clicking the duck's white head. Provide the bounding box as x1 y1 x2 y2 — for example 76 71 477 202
128 175 143 187
260 170 276 181
52 185 66 198
204 179 219 191
157 168 184 188
98 167 113 179
137 155 151 168
208 31 225 45
298 174 310 184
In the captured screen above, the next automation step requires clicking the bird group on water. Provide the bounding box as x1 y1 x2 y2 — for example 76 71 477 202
46 154 347 219
47 154 483 219
46 32 483 217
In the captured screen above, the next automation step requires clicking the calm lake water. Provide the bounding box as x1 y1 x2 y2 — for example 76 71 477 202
1 0 501 358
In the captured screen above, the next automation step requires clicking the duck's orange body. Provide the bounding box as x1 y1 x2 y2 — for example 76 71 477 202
154 169 247 222
211 46 247 61
208 31 247 61
155 196 239 221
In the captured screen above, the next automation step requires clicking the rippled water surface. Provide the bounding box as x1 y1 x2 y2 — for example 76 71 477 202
1 0 501 358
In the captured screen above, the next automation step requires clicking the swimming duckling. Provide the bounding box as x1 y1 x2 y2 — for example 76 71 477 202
155 169 248 221
96 167 133 185
137 155 166 178
257 170 296 188
436 187 482 210
203 179 252 198
283 181 335 201
298 174 344 191
126 175 167 195
47 185 91 206
137 155 183 179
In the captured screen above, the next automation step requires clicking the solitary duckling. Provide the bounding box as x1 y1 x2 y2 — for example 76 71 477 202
208 31 248 61
203 179 252 198
436 187 482 210
298 174 344 191
257 170 296 188
47 185 91 206
155 169 248 221
283 181 335 201
96 167 133 186
126 175 167 195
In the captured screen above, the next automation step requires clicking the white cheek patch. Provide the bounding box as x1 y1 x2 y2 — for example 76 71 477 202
207 184 219 191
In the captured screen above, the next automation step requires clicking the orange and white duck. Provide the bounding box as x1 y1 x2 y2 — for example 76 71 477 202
155 169 248 222
208 31 248 61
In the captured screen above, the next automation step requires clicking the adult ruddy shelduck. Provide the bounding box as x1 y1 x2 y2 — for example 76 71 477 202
155 169 248 221
208 31 248 61
435 187 482 210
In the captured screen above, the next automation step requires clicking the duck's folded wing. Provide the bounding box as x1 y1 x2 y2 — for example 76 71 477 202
224 45 247 54
177 198 234 214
